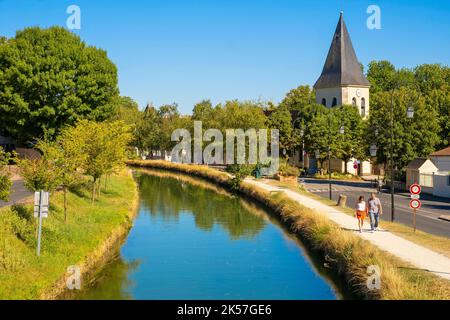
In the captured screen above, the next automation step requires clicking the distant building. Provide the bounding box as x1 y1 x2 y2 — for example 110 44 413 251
430 146 450 172
405 158 438 194
314 12 370 118
0 135 15 152
307 12 372 175
430 146 450 198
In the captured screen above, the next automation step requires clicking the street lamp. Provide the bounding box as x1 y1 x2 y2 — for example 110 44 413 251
407 106 415 119
389 82 419 222
370 144 378 157
325 119 345 200
300 129 306 172
315 149 320 159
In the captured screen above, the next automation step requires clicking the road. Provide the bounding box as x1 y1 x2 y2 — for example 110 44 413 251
0 179 33 208
302 178 450 238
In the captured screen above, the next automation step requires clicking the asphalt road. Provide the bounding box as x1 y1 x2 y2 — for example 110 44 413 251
303 178 450 238
0 179 33 208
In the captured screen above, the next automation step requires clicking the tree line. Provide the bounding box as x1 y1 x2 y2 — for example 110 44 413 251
1 26 448 182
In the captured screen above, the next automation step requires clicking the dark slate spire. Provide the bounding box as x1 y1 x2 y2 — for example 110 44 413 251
314 12 371 89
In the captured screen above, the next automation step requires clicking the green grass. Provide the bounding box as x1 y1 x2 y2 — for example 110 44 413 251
0 171 137 300
274 181 450 259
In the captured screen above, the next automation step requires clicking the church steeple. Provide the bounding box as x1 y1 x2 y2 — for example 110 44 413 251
314 12 370 117
314 12 370 89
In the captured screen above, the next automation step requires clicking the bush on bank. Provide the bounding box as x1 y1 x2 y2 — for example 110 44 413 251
0 172 137 300
127 160 450 300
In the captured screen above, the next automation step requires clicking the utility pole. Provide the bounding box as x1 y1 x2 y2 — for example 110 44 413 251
328 115 332 200
390 92 395 222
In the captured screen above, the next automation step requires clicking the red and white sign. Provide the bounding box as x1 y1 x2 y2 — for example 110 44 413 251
410 184 421 195
410 199 421 210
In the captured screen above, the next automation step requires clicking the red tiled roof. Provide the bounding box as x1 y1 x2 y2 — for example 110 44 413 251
431 146 450 157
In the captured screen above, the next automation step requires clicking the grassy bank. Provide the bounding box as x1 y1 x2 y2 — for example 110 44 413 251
268 180 450 259
127 160 450 300
0 170 137 300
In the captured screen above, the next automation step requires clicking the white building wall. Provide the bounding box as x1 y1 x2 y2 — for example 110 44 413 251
431 156 450 172
433 173 450 198
315 86 370 118
315 87 342 107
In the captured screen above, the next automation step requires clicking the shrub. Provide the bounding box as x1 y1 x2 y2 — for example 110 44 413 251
278 161 300 177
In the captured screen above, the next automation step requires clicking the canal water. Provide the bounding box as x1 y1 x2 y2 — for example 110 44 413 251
73 170 341 300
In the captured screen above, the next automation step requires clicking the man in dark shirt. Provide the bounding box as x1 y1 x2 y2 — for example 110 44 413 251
368 193 383 232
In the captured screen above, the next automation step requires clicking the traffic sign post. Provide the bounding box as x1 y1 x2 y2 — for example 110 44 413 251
409 184 421 233
34 191 50 257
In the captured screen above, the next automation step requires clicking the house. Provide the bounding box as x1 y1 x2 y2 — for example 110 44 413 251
430 146 450 198
430 146 450 172
432 172 450 198
405 158 438 194
0 135 15 152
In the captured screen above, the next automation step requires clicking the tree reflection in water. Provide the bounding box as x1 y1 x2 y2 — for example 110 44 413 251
136 170 266 240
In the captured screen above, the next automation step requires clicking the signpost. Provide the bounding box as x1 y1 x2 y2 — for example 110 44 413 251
34 191 49 257
409 184 421 232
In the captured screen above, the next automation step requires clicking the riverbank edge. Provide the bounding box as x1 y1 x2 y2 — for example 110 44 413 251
127 160 450 300
40 170 139 300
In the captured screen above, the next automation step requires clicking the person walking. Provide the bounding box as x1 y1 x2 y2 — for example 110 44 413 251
355 196 368 233
368 193 383 232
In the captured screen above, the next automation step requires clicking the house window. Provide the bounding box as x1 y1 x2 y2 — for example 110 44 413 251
332 97 337 107
321 98 326 107
361 98 366 117
352 97 357 106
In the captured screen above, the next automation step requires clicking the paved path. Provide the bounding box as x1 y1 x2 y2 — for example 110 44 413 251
303 178 450 238
245 178 450 281
0 179 33 208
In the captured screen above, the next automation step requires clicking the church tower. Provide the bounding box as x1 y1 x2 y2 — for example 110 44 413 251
314 12 371 117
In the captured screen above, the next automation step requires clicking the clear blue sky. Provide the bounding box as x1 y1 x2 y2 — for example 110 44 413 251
1 0 449 113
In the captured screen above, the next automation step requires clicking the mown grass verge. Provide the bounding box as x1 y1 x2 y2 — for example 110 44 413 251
268 180 450 259
127 160 450 300
0 170 138 300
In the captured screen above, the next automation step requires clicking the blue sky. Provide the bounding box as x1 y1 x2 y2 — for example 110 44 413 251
0 0 449 113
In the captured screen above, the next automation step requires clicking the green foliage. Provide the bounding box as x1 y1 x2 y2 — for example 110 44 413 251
18 158 62 192
368 87 441 170
0 147 14 201
279 85 315 111
278 161 300 177
226 164 255 192
0 27 119 142
0 173 136 298
268 106 300 157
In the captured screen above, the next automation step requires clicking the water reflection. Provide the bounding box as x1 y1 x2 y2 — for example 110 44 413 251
71 170 339 300
136 170 266 240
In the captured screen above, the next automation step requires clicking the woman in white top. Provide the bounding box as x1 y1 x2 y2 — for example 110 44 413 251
355 196 368 233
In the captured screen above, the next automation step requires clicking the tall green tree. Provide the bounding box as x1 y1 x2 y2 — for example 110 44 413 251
268 106 299 159
0 27 119 142
36 128 86 223
0 147 13 202
64 120 131 203
279 85 315 111
333 105 368 173
368 87 441 172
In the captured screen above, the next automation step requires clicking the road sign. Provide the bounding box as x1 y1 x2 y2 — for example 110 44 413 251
34 192 49 218
409 199 421 210
34 191 50 257
410 194 420 200
410 184 421 195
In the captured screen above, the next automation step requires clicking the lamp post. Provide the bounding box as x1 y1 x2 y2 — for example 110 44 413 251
300 128 305 171
389 90 416 222
325 114 345 200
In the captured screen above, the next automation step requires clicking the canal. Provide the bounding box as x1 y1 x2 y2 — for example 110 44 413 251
72 169 342 300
